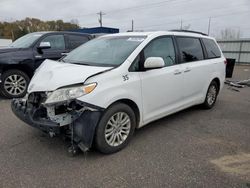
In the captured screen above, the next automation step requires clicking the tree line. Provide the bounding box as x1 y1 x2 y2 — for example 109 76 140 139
0 18 80 40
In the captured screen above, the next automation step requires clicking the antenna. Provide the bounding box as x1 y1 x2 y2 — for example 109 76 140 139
132 20 134 31
207 17 211 35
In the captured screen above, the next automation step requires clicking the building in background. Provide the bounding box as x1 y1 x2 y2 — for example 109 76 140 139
217 39 250 64
0 39 12 48
70 26 119 37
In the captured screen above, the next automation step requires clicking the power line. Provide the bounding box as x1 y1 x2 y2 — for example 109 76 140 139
79 2 250 29
105 0 187 14
63 0 191 19
136 10 250 30
109 2 249 25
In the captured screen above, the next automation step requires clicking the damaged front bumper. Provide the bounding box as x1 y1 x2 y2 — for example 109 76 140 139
11 92 104 150
11 98 61 133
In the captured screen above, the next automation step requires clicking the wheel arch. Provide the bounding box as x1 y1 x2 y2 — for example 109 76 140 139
2 64 33 78
211 77 221 94
107 98 141 128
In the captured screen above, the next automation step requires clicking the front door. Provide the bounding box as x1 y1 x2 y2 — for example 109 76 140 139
33 34 67 69
138 36 185 124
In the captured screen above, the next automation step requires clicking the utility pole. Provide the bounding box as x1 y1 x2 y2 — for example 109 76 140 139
207 17 211 35
180 19 183 30
132 20 134 32
97 11 105 27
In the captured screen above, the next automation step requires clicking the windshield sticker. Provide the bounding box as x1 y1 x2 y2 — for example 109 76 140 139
127 37 145 42
34 34 42 37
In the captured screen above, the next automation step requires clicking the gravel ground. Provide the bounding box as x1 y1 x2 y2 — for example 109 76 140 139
0 65 249 188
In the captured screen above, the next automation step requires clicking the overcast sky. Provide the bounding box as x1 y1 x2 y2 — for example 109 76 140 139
0 0 250 38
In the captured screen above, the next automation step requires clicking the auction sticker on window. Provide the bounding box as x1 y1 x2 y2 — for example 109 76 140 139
127 37 145 42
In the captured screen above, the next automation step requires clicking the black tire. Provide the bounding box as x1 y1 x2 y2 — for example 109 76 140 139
202 80 219 109
0 88 7 98
95 103 136 154
0 69 30 98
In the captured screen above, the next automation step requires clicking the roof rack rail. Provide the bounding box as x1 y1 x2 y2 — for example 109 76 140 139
170 29 208 36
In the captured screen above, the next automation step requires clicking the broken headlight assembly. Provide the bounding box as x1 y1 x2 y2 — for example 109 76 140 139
44 83 97 105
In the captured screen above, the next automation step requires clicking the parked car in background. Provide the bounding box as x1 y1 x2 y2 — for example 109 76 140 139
12 31 226 155
0 31 92 98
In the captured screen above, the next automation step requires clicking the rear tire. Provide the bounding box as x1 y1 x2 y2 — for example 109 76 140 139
95 103 136 154
0 70 30 98
202 80 218 109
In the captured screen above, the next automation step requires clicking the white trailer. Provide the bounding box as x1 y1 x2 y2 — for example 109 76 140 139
0 39 12 48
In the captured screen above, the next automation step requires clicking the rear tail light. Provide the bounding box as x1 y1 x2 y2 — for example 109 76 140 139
224 59 227 65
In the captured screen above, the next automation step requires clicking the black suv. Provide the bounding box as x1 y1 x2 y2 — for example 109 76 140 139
0 31 92 98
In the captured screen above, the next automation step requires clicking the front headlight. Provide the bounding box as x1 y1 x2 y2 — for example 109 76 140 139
44 83 97 104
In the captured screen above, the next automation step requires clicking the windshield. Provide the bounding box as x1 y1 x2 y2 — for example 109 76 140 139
10 33 43 48
63 36 146 67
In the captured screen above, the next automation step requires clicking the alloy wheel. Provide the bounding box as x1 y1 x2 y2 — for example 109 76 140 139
104 112 131 147
4 74 27 96
207 85 217 106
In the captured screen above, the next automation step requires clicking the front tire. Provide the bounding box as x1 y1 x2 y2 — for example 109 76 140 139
95 103 136 154
202 80 218 109
0 70 30 98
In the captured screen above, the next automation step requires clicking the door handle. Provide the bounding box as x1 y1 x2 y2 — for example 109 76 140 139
35 55 42 59
174 69 182 75
184 67 191 73
61 52 68 56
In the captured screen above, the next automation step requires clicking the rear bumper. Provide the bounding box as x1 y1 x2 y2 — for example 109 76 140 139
11 99 61 134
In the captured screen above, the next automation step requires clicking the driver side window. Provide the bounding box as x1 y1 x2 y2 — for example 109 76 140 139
144 37 176 66
41 35 65 50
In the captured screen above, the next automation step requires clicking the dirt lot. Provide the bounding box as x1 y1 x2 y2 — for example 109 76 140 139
0 65 249 188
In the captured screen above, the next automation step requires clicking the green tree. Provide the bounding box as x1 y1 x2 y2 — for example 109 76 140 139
0 17 80 40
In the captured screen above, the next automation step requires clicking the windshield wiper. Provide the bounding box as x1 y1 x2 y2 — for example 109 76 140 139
69 61 92 66
65 60 116 67
59 58 65 62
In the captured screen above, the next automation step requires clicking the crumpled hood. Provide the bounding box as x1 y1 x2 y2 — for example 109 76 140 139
28 59 112 92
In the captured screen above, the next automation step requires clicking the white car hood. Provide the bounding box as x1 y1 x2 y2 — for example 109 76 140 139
28 59 112 92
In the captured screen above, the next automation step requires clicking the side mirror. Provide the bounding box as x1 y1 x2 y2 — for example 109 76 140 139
38 42 51 50
144 57 165 69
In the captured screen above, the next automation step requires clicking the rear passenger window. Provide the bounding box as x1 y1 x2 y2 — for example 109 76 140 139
202 38 221 58
176 37 204 63
143 37 176 66
68 35 89 49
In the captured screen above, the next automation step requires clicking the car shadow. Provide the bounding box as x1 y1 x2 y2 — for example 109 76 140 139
0 94 7 100
136 105 200 131
5 100 202 159
79 105 202 158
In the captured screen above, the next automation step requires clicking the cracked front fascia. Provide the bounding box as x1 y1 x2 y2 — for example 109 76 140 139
12 96 104 149
44 99 103 126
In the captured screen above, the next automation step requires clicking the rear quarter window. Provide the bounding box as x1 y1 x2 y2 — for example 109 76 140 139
176 37 204 63
68 35 89 50
202 38 221 58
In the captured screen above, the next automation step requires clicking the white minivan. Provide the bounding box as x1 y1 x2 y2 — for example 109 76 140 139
12 31 226 154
